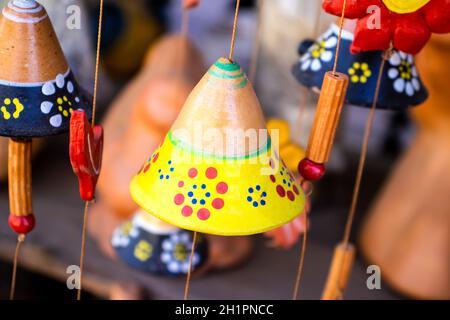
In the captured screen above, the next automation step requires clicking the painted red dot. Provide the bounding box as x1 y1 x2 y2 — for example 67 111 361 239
293 185 299 195
152 153 159 162
205 167 218 179
174 193 185 205
197 208 211 220
270 175 276 183
182 206 193 217
143 163 151 173
287 191 295 201
178 181 184 187
188 168 198 178
276 185 286 197
216 182 228 194
212 198 224 209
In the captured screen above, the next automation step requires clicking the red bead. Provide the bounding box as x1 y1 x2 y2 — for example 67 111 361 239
9 214 35 234
298 158 326 181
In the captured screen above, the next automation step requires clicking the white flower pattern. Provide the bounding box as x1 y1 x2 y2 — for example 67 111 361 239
40 72 80 128
111 221 139 248
299 29 337 72
388 51 420 97
160 232 199 274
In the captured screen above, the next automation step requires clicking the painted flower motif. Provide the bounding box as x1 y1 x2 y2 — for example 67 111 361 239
323 0 450 54
269 159 300 202
111 221 139 248
0 98 24 120
157 160 175 180
246 184 267 208
299 30 337 72
139 147 160 174
134 240 153 262
348 62 372 84
388 51 420 97
160 232 200 274
174 167 228 221
40 73 81 128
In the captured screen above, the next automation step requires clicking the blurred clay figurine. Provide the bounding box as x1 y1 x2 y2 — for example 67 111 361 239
360 34 450 300
89 34 253 274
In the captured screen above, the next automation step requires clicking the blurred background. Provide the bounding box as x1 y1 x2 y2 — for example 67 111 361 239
0 0 448 300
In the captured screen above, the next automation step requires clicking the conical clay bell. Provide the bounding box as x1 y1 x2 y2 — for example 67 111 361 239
0 0 91 137
292 22 428 110
112 209 208 276
130 58 305 236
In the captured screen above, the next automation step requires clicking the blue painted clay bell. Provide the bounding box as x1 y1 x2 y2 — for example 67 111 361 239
292 23 428 110
0 0 91 137
112 210 208 276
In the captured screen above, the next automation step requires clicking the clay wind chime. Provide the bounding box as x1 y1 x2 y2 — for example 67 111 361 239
69 0 104 300
293 0 450 299
129 0 305 299
0 0 91 299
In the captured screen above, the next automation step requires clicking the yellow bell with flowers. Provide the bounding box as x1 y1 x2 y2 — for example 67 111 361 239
130 58 305 236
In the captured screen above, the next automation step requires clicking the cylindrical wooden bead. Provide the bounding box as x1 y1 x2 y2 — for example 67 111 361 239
8 138 33 218
322 242 356 300
306 71 348 164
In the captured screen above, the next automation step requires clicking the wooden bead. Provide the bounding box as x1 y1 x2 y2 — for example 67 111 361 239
322 242 356 300
306 71 348 164
298 158 326 181
8 139 33 219
8 214 35 234
183 0 200 9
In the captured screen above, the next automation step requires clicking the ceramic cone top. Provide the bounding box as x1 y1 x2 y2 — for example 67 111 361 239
292 24 428 110
0 0 91 137
130 58 305 236
112 209 208 275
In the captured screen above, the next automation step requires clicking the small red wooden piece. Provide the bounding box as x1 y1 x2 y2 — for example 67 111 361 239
70 110 104 201
183 0 200 9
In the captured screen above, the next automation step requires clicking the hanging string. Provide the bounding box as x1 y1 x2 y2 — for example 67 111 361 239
312 0 323 39
228 0 241 61
327 46 393 300
294 0 324 144
292 205 309 300
183 231 198 300
90 0 104 127
9 234 25 300
291 0 346 299
290 179 312 299
332 0 347 75
77 201 89 300
342 47 392 247
249 0 263 83
181 6 190 38
77 0 104 300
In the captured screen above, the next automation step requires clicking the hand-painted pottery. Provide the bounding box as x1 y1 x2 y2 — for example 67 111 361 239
130 58 305 236
322 0 450 54
292 24 428 110
112 210 208 276
0 0 91 137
